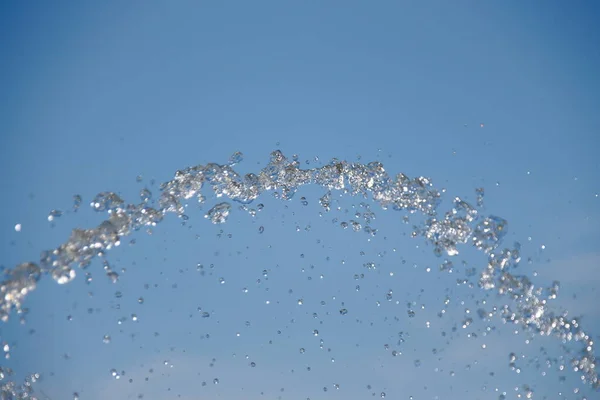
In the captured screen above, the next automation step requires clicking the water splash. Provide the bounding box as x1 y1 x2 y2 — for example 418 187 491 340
0 150 598 397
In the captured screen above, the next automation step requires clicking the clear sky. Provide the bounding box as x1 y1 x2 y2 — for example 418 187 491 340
0 1 599 399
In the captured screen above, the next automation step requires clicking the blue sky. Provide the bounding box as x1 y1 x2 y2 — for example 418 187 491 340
0 1 599 399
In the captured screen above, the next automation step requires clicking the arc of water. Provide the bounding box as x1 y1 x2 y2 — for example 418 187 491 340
1 150 597 396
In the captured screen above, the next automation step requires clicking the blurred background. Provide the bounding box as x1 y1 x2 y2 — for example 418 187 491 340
0 1 599 399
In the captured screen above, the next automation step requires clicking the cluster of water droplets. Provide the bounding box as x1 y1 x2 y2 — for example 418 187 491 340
0 150 598 397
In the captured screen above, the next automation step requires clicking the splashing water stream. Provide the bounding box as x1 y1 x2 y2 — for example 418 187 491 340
1 150 597 398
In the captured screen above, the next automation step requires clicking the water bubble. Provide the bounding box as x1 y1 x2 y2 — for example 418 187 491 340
103 335 111 344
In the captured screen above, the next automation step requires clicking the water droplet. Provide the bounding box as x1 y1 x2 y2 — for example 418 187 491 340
91 192 124 212
47 210 63 222
229 151 244 165
205 202 231 224
106 271 119 283
72 195 82 212
140 188 152 203
53 268 76 285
